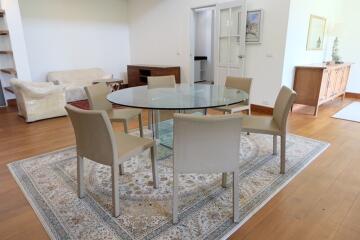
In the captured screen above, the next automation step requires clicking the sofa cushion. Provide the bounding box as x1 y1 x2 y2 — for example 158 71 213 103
47 68 109 102
47 68 107 87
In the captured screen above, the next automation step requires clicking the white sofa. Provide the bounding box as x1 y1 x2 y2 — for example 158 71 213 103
10 79 67 122
47 68 112 102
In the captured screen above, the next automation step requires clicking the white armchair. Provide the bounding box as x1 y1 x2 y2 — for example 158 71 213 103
10 79 67 122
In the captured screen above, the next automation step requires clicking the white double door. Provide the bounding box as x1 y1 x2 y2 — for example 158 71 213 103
214 0 247 86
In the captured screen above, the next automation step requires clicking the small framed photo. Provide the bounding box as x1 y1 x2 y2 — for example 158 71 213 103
246 9 264 44
306 15 327 50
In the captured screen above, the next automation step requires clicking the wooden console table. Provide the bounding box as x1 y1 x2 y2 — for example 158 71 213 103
293 63 351 116
127 65 180 87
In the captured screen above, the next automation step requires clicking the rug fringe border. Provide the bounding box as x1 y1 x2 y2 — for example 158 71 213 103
8 166 58 240
7 145 76 240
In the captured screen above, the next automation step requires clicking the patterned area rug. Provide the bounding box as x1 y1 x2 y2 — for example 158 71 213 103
8 122 329 240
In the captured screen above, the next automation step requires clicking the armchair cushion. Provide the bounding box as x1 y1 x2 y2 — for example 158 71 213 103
18 82 64 99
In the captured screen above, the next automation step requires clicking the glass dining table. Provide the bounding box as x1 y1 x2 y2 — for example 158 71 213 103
107 84 249 144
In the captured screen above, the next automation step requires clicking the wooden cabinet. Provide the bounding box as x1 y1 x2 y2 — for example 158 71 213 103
127 65 181 87
293 63 351 116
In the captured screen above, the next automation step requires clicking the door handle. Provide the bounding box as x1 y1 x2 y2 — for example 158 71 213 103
238 55 245 59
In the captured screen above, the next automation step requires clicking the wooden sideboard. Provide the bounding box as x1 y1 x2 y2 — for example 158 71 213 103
127 65 180 87
293 63 351 116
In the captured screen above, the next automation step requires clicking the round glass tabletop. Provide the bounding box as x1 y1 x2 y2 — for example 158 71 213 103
107 84 249 110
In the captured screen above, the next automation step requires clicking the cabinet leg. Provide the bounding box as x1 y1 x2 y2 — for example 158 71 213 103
314 106 319 117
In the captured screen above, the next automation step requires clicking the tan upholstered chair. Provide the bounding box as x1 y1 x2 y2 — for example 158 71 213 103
65 105 158 217
147 75 176 131
215 76 252 115
85 83 143 135
10 78 67 122
172 113 242 223
242 86 297 174
85 83 144 175
147 75 176 89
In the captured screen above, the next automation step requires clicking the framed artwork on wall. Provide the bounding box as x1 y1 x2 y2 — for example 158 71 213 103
246 9 263 44
306 15 327 50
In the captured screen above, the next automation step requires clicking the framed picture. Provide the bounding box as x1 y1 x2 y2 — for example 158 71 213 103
246 9 263 44
306 15 327 50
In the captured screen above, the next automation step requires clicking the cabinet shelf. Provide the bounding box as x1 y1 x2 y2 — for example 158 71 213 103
1 68 17 75
0 50 13 54
0 30 9 36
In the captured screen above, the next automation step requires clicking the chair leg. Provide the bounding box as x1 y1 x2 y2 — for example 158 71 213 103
233 170 240 223
172 172 179 224
138 113 144 137
222 173 227 188
246 109 251 135
119 164 125 175
151 145 159 188
77 155 85 198
155 110 160 139
148 110 152 130
123 120 129 134
112 165 120 217
280 135 286 174
273 135 278 155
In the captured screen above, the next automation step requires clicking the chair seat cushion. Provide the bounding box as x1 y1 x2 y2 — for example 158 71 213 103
108 108 142 122
216 103 250 113
242 115 281 135
115 132 154 161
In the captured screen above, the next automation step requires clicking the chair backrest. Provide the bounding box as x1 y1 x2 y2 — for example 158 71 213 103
148 75 176 89
225 76 252 104
173 114 242 174
65 104 117 166
85 83 112 111
273 86 297 133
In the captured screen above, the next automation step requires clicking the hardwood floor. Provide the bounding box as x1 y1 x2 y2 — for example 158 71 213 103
0 98 359 240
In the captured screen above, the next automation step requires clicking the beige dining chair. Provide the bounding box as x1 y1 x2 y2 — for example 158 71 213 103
172 113 242 224
241 86 297 174
85 83 144 175
147 75 176 89
147 75 177 131
85 83 144 137
215 76 253 115
65 105 158 217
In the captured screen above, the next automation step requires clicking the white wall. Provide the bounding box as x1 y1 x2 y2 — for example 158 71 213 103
129 0 292 106
19 0 131 82
281 0 342 88
336 0 360 93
